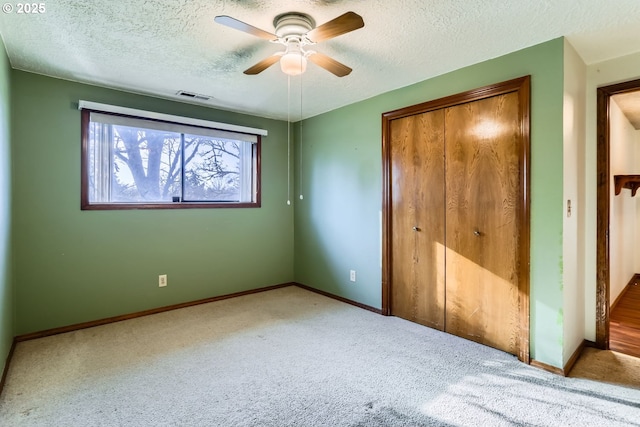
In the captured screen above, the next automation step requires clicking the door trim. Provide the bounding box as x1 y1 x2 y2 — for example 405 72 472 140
595 78 640 349
381 76 531 363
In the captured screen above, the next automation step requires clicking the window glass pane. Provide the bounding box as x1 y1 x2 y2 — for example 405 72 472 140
110 125 182 203
183 135 245 202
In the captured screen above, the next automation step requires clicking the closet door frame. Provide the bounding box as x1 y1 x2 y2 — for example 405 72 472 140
381 76 531 363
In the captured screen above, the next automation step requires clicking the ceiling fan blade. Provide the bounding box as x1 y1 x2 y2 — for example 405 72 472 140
307 52 352 77
215 15 278 41
244 54 282 75
306 11 364 43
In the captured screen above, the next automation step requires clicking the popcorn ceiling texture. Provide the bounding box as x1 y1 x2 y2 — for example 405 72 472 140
1 0 640 120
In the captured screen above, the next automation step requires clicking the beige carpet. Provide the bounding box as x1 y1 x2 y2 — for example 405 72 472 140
1 286 639 426
570 347 640 388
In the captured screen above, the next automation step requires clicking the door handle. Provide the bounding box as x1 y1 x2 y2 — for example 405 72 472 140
474 229 481 237
413 226 420 232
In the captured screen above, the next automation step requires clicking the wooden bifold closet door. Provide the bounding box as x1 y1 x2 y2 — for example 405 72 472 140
382 77 530 362
389 109 446 330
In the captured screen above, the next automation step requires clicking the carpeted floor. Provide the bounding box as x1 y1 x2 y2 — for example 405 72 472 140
1 286 639 426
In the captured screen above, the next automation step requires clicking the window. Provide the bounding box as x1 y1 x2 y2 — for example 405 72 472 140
80 105 262 209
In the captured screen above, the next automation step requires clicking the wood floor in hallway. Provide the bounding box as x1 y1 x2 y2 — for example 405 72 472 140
610 282 640 358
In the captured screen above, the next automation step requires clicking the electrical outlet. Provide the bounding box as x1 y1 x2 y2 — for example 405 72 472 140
350 270 356 282
159 274 167 287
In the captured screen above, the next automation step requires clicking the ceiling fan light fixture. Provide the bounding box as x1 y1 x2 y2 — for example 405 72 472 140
216 11 364 77
280 52 307 76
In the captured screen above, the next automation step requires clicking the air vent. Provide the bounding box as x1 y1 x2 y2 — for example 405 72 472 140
176 90 212 101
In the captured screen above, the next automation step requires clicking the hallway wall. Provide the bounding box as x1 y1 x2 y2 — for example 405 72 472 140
563 40 586 365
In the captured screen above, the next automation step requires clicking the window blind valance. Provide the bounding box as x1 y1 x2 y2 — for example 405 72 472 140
78 100 268 142
89 112 259 144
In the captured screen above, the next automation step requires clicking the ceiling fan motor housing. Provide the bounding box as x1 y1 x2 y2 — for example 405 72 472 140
274 13 315 39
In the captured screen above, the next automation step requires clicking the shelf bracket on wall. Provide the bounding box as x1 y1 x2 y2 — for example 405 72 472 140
614 175 640 196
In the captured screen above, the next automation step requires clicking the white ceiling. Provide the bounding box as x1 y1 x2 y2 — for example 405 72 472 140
1 0 640 121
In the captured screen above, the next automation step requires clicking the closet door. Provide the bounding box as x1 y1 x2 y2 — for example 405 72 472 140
390 110 445 329
444 92 521 355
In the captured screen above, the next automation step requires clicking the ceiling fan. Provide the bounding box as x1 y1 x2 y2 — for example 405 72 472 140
214 11 364 77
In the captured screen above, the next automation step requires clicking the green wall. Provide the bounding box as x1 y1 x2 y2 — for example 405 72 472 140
294 38 565 367
8 38 567 368
11 71 294 335
0 38 13 375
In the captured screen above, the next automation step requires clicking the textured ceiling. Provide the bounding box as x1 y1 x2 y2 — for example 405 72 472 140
1 0 640 121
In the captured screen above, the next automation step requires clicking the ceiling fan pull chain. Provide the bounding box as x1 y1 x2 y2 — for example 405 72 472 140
299 72 304 200
287 75 291 206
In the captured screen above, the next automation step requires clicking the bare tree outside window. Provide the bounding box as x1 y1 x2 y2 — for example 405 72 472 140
110 126 181 202
183 136 242 202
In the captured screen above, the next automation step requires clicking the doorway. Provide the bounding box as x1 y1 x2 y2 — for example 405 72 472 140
596 78 640 356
